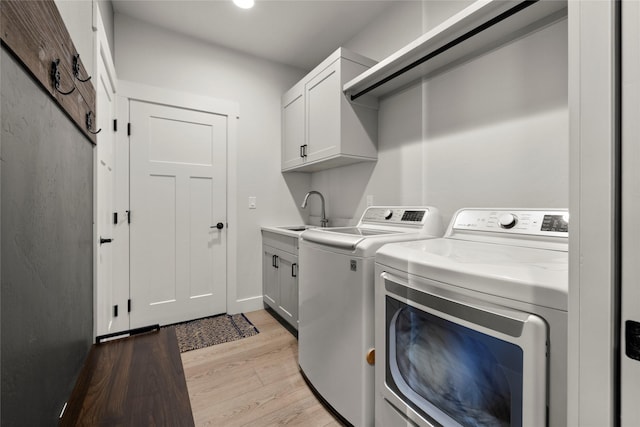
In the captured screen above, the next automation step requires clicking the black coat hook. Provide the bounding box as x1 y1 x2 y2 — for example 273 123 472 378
73 54 91 83
51 59 75 95
86 111 102 135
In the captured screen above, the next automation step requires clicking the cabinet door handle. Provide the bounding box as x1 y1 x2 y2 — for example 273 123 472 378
272 255 279 268
303 144 308 157
292 263 297 278
300 145 304 158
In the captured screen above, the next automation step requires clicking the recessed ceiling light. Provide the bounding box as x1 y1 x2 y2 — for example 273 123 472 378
233 0 254 9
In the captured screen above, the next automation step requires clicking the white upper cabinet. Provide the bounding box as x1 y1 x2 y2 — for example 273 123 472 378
282 48 378 173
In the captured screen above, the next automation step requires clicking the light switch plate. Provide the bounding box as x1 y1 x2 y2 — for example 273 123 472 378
248 196 256 209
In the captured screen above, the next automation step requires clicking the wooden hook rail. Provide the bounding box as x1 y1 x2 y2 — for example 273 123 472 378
1 0 97 144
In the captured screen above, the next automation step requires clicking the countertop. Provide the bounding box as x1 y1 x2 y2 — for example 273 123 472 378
261 225 314 238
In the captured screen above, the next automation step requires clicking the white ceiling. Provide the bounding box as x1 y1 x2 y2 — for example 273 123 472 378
112 0 400 71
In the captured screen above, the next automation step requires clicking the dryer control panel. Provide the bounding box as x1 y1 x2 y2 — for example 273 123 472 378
361 207 428 225
452 209 569 237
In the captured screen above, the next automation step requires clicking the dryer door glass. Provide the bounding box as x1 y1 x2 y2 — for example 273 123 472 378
383 280 548 427
387 297 522 427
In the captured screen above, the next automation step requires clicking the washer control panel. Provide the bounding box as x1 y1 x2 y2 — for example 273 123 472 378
361 207 428 225
453 209 569 236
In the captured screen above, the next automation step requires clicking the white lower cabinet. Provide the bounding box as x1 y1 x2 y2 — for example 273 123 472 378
262 231 298 329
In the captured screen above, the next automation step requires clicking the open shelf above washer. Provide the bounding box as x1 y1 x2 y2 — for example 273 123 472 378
343 0 567 101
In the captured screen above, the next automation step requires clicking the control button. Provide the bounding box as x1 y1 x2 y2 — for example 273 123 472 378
383 209 393 220
498 213 517 229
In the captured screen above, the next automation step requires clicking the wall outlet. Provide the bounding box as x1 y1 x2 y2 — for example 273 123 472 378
366 195 374 207
248 196 256 209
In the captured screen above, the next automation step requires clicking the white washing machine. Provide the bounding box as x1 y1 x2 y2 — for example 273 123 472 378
299 206 444 426
375 208 568 427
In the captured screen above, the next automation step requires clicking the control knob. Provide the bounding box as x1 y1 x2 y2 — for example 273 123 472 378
498 213 517 229
383 209 393 220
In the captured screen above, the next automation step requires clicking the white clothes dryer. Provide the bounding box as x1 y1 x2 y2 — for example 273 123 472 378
374 208 569 427
299 206 444 426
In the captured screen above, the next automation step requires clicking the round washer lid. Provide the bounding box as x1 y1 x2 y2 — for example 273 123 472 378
376 238 568 311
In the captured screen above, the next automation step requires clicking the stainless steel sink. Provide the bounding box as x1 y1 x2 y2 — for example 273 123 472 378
277 225 313 232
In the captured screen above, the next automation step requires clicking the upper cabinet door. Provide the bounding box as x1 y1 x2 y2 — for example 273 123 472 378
282 81 305 170
305 60 341 163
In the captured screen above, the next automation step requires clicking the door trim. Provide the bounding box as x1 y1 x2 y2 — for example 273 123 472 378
621 0 640 425
568 1 620 425
117 80 243 315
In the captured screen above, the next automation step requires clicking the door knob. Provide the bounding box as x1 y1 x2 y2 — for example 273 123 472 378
210 222 224 230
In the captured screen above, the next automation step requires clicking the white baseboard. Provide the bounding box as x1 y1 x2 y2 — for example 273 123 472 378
228 296 263 315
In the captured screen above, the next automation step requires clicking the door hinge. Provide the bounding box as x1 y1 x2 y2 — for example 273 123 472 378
113 119 117 132
626 320 640 361
113 212 118 224
113 305 118 317
127 123 131 136
128 299 131 313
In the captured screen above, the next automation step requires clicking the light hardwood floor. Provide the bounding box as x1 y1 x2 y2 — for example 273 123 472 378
181 310 343 426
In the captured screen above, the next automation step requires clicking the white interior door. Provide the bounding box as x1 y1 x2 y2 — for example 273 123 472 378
95 75 115 335
95 7 119 336
129 100 227 327
621 1 640 425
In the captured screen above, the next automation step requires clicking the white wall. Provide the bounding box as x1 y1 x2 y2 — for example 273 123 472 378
422 18 568 223
96 0 114 60
312 1 568 228
344 1 425 63
114 13 309 308
54 0 94 77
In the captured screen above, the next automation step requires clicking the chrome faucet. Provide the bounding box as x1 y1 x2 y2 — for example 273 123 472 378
301 191 328 227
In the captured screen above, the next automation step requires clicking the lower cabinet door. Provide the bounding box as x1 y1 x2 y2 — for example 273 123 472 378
263 246 279 308
277 252 298 328
262 244 299 330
